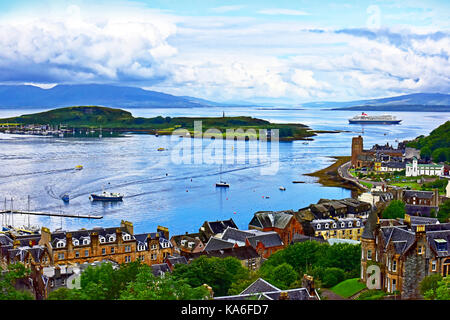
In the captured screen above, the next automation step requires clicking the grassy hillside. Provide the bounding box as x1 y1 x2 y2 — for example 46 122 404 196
407 121 450 162
0 106 315 141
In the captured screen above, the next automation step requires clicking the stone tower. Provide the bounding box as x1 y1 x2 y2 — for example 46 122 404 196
351 136 364 168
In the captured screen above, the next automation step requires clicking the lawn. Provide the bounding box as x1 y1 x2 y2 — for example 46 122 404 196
360 181 373 189
330 278 367 298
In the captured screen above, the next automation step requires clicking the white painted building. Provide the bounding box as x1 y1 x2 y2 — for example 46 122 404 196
405 157 444 177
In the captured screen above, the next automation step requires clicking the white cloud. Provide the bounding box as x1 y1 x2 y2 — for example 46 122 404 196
257 9 309 16
210 5 246 13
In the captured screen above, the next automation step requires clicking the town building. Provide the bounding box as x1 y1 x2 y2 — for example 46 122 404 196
248 210 304 245
38 221 174 266
406 157 444 177
198 219 238 242
170 232 205 254
361 211 450 299
310 217 365 241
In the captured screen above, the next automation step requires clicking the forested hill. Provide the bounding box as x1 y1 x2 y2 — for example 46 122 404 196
407 121 450 162
0 106 315 141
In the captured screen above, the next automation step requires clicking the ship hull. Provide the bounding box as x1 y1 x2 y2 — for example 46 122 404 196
90 194 123 201
349 120 402 124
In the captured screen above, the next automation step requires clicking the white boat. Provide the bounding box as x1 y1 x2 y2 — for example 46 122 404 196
216 165 229 188
279 186 286 191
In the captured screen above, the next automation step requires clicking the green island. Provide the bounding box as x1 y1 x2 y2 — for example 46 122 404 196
0 106 317 141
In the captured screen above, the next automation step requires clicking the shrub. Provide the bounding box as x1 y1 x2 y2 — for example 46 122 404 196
321 267 345 288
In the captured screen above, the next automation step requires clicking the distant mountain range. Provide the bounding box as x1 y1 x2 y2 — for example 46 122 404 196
0 84 234 109
300 93 450 111
0 84 449 112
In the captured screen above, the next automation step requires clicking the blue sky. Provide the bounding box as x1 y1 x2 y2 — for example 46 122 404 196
0 0 449 103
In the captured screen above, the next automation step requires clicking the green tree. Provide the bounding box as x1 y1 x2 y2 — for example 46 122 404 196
382 200 406 219
47 287 87 300
424 276 449 300
436 200 450 223
261 263 298 290
172 256 250 297
321 267 345 288
0 263 34 300
420 274 443 299
119 266 209 300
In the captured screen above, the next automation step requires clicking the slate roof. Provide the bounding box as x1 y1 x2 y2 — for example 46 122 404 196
214 278 318 300
291 234 326 244
151 263 171 277
246 232 284 249
165 255 188 266
204 237 235 251
405 205 437 217
381 226 416 254
207 219 238 235
240 278 280 295
404 190 434 199
250 211 294 229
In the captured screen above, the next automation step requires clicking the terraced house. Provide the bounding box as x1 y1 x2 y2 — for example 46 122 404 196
38 221 173 266
361 212 450 299
310 217 365 241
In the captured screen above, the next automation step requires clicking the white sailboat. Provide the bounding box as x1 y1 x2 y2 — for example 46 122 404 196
216 164 230 188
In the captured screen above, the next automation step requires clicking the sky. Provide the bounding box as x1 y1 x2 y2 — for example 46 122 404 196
0 0 449 104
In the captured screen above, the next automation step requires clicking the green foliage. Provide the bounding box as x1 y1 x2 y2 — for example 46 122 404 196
420 274 443 299
119 266 209 300
259 241 361 289
382 200 406 219
421 178 448 193
424 276 449 300
407 120 450 162
260 263 298 290
172 256 250 297
436 199 450 223
320 267 345 288
356 289 387 300
0 263 34 300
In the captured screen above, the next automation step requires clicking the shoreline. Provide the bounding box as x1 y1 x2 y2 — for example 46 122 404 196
305 156 361 192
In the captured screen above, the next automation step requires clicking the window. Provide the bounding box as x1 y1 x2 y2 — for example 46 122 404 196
82 238 89 245
123 234 131 241
418 246 423 255
56 241 65 248
348 222 352 228
73 239 79 246
393 260 397 272
84 250 89 257
58 253 65 260
100 237 105 244
138 244 145 251
367 250 372 260
108 237 115 242
151 244 158 250
432 260 437 271
325 223 329 229
125 256 131 263
125 245 131 252
75 251 79 258
151 254 157 260
332 223 337 228
341 222 345 228
111 247 115 254
102 248 106 255
316 224 321 230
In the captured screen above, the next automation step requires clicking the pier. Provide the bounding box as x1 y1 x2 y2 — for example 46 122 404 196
0 210 102 220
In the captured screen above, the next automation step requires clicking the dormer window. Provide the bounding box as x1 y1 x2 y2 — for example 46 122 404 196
356 221 361 227
108 236 115 242
341 222 345 228
325 223 329 229
435 239 447 252
138 244 145 251
348 222 352 228
316 224 321 230
72 239 79 246
123 234 131 241
56 241 65 248
99 237 105 244
82 238 90 245
332 223 337 228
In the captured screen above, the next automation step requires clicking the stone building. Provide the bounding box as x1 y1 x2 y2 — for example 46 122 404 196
38 221 173 266
361 211 450 299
